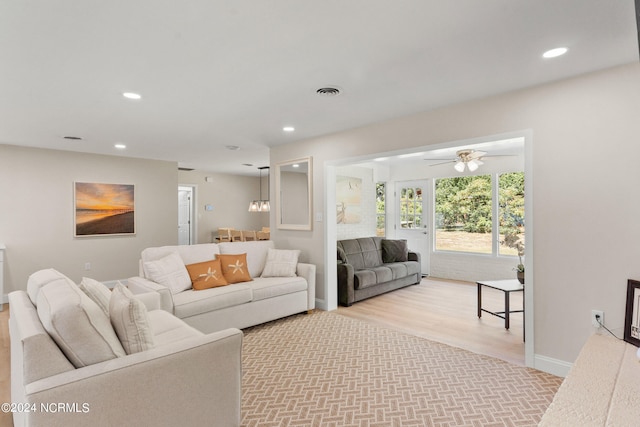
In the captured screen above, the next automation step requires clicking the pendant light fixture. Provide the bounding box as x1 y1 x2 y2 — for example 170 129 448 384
248 166 270 212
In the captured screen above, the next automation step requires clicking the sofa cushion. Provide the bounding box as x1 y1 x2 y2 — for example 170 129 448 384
218 240 275 277
249 277 308 301
144 252 192 294
382 239 409 262
261 248 300 278
172 284 253 319
141 243 221 265
386 262 408 280
27 268 70 305
338 238 383 269
8 291 75 384
78 277 112 315
147 310 204 346
218 253 253 284
37 279 126 368
185 259 228 290
110 283 155 354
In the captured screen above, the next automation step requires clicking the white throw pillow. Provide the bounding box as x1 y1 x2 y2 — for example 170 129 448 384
143 252 192 294
78 277 111 315
261 248 300 278
110 283 155 354
37 280 125 368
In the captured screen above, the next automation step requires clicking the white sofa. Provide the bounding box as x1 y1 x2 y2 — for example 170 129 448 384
128 240 316 334
539 333 640 426
9 269 242 427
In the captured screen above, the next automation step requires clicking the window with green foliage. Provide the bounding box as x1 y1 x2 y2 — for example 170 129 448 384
435 175 493 253
435 172 524 255
400 186 423 229
499 172 525 256
376 182 386 236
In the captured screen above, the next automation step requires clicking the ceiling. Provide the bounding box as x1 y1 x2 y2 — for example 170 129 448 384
1 1 638 176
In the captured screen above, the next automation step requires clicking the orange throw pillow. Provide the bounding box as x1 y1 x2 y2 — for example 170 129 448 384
185 259 228 290
218 253 252 284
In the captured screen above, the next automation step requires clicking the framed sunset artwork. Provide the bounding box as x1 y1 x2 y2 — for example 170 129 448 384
74 182 135 237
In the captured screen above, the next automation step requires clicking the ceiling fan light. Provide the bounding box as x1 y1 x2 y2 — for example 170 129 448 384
454 161 466 172
467 160 479 172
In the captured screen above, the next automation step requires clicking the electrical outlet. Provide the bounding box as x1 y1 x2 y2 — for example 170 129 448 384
84 262 91 271
591 310 604 328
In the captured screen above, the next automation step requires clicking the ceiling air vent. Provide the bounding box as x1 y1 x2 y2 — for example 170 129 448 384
316 87 341 97
178 167 194 171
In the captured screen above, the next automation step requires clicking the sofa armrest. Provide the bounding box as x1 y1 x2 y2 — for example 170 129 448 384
337 263 355 306
132 291 161 311
296 263 316 310
127 276 174 313
22 328 243 427
408 251 420 264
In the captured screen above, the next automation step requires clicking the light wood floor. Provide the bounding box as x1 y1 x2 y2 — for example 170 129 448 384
1 306 11 427
0 278 523 427
337 277 525 366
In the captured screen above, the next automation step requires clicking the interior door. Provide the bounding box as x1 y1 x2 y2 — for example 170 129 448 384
395 180 430 275
178 186 193 245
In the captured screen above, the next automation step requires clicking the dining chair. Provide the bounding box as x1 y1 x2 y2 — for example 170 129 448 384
242 230 257 241
230 229 244 242
218 228 232 242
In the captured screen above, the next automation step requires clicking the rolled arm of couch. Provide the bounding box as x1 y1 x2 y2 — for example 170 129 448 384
337 263 355 306
126 276 174 313
23 328 243 427
408 251 420 264
296 263 316 310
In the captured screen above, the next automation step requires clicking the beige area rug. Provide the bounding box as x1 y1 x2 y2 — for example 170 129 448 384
241 311 562 427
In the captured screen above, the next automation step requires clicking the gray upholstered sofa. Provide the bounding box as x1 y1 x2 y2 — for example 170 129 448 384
337 237 421 306
9 269 242 427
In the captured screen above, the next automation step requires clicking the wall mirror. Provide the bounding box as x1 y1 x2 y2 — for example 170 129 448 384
276 157 312 230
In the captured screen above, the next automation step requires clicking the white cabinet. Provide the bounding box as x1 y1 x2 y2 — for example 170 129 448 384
0 243 4 311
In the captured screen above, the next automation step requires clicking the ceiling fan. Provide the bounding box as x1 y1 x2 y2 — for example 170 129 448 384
424 149 508 172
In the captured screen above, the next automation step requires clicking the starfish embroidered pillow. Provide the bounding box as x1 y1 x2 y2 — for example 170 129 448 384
217 253 253 284
185 259 228 290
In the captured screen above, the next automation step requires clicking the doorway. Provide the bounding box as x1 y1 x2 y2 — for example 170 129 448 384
178 185 196 245
395 180 430 275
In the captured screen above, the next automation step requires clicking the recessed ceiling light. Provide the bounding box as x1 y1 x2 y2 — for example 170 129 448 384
225 145 240 151
63 136 83 140
122 92 142 100
283 126 295 132
114 143 126 149
374 157 388 162
542 47 568 58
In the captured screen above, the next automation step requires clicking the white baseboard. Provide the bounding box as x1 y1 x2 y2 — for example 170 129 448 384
534 353 572 377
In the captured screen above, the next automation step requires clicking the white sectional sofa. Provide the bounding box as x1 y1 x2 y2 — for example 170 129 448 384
539 333 640 426
128 240 316 334
10 268 242 427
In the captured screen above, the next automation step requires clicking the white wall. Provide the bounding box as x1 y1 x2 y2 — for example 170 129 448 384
0 144 178 294
270 63 640 370
178 170 268 243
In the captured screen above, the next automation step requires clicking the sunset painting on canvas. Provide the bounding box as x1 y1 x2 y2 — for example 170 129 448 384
75 182 135 236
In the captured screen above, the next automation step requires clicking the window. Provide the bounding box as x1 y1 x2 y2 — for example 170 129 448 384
499 172 525 256
376 182 386 237
435 172 524 256
399 186 423 229
435 175 493 253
